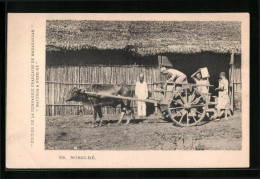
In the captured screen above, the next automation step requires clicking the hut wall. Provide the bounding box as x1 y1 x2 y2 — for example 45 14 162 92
45 51 242 116
45 65 160 116
233 67 241 111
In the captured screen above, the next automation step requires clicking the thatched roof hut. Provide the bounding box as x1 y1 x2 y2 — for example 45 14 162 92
45 20 242 113
46 20 241 56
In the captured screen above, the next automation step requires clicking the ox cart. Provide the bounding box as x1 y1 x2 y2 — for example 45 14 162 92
82 81 218 127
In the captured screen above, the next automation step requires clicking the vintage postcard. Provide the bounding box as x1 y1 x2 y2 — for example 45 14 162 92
6 13 249 168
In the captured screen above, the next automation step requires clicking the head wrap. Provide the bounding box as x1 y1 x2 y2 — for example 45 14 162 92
220 72 226 77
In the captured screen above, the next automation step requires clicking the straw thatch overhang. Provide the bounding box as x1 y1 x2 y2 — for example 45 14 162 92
46 20 241 56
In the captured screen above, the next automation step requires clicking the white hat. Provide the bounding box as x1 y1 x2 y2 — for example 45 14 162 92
160 67 166 72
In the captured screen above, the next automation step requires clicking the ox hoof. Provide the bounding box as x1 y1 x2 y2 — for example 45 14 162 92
210 116 216 121
124 122 130 126
90 125 95 128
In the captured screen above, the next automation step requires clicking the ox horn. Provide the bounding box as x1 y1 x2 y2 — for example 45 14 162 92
79 89 86 93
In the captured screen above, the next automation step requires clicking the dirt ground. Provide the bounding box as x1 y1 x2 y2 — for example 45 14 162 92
45 112 242 150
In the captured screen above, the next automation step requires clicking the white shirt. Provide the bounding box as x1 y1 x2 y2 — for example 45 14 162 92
167 69 187 81
218 78 229 97
135 81 148 99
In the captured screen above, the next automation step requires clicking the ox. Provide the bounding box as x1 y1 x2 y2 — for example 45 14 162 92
65 84 134 127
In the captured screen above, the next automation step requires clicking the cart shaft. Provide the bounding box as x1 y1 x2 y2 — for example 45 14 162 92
84 91 159 104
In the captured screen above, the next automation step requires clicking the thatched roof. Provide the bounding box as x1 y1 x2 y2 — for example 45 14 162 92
46 20 241 55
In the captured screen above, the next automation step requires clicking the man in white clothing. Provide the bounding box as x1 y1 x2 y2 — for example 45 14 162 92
160 67 188 99
160 67 188 84
135 74 148 117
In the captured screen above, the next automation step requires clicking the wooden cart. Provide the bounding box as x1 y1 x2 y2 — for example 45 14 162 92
83 81 217 127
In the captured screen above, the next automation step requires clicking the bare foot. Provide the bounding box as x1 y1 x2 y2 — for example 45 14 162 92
215 117 221 121
124 122 130 125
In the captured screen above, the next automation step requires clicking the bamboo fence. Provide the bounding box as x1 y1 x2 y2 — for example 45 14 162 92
45 65 242 116
45 65 164 116
233 68 242 111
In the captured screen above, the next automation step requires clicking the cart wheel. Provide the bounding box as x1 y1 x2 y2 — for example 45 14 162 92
167 86 207 127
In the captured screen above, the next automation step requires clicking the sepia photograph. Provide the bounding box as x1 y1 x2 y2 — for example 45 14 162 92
6 13 249 168
45 20 242 151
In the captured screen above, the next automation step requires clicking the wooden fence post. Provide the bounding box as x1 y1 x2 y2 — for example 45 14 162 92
155 55 162 115
229 51 234 113
51 82 55 116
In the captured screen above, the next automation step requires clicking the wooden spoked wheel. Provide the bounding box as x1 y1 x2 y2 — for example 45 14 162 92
167 86 207 127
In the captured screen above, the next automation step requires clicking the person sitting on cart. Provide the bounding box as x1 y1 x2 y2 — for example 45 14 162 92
160 67 188 90
160 67 188 107
191 68 210 95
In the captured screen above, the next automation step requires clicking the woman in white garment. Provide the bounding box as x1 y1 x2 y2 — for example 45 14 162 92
135 74 148 117
215 72 230 120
